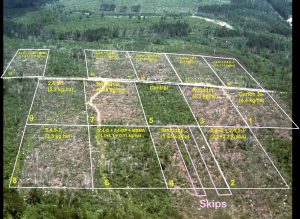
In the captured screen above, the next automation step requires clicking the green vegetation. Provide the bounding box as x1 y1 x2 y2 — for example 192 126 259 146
3 79 38 180
13 125 92 187
167 55 223 85
4 50 48 77
137 84 196 125
60 0 230 14
90 126 165 188
254 129 292 183
30 80 87 124
45 48 86 77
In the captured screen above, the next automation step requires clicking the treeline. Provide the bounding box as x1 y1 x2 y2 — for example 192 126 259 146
152 19 191 37
266 0 292 19
212 26 288 51
4 0 58 8
100 3 141 13
197 0 291 36
4 17 192 41
4 20 42 38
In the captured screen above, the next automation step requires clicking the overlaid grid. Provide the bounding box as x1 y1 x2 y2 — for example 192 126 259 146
2 49 298 199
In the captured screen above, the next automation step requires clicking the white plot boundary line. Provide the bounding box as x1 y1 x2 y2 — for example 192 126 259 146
83 49 90 79
165 54 183 83
83 81 95 191
42 50 50 77
171 130 205 197
16 48 50 51
9 185 290 190
25 123 298 130
2 49 50 78
133 82 169 188
170 55 232 196
127 51 140 80
188 127 231 196
234 59 298 129
2 75 278 93
9 79 41 188
2 76 42 79
177 84 232 196
175 126 207 196
2 49 19 78
87 49 236 60
203 58 290 189
9 186 290 190
202 57 296 130
202 56 297 129
43 77 276 93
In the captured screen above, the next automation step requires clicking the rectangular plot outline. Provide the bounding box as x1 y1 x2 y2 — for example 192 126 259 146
176 84 233 196
8 79 93 189
128 51 182 83
188 127 231 196
84 49 137 79
133 82 169 188
15 121 291 190
234 59 298 129
85 49 236 60
202 56 298 129
202 56 261 89
83 80 95 191
203 59 290 189
173 126 207 196
2 49 50 78
9 79 41 188
163 55 233 195
170 129 206 197
27 79 89 126
165 53 225 86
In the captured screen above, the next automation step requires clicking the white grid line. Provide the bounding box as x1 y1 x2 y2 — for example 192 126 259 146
83 49 90 79
202 55 295 130
126 51 140 80
2 49 50 78
15 48 50 51
204 58 290 189
1 75 279 93
175 126 207 196
9 79 40 187
171 130 205 197
133 82 169 189
2 49 20 78
225 89 290 188
25 123 297 130
165 54 183 83
42 50 50 77
87 49 236 60
8 186 290 190
189 127 224 196
83 80 95 191
177 84 233 196
2 76 42 79
234 58 298 129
